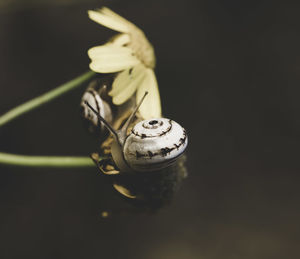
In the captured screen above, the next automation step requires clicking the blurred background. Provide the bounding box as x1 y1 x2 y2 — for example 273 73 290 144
0 0 300 258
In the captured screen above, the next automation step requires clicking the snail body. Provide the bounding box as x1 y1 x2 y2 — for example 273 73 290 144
85 92 188 173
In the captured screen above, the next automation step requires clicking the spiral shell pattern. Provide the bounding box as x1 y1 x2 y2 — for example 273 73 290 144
124 118 187 171
80 84 112 133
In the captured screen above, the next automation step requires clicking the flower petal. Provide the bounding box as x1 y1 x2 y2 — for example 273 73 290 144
88 44 132 57
99 7 134 28
109 33 131 46
110 64 147 105
88 9 130 33
88 45 140 73
109 64 145 95
136 69 162 119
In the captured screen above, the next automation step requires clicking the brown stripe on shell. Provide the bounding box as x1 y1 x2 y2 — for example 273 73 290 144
86 89 101 128
131 120 173 138
132 129 187 159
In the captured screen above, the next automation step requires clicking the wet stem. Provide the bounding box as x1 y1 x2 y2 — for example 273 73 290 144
0 70 97 168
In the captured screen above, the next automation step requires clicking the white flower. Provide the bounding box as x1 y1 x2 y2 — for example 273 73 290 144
87 7 162 119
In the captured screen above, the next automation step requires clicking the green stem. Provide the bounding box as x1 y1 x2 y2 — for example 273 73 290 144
0 70 95 127
0 70 98 168
0 152 95 168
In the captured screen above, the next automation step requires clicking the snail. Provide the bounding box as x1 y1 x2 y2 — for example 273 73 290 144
85 92 188 173
80 80 113 134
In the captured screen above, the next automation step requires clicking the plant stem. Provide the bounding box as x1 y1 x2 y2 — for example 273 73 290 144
0 152 95 168
0 70 97 168
0 70 95 127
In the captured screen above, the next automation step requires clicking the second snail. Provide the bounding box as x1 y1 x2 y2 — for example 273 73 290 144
80 7 188 207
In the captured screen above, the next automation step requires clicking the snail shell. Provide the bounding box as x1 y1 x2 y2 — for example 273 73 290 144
85 93 188 173
123 118 188 172
80 81 113 133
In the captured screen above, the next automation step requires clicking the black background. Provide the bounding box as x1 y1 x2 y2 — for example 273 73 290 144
0 0 299 258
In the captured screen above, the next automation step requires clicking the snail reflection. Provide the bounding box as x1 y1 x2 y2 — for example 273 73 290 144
80 79 188 211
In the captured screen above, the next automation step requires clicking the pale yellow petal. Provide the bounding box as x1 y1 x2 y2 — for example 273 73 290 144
110 64 147 105
109 33 131 46
109 64 145 96
88 45 140 73
88 44 132 58
113 183 136 199
88 10 130 33
89 59 139 73
136 69 162 119
99 7 135 28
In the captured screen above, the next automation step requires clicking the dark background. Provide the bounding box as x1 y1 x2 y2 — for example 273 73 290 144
0 0 299 258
